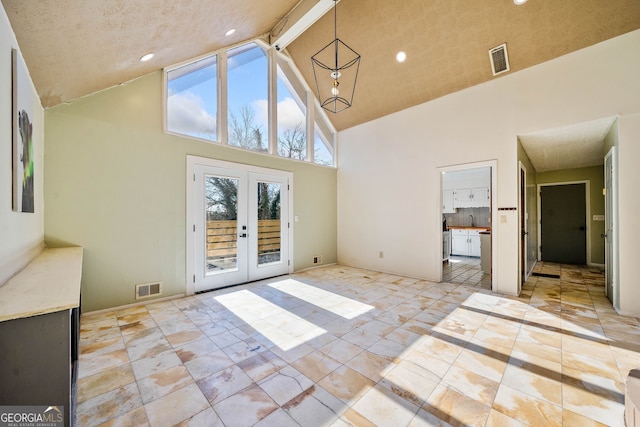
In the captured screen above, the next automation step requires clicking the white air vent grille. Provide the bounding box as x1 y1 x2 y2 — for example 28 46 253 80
136 282 162 299
489 43 510 76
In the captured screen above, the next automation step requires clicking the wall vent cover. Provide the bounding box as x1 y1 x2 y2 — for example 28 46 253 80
136 282 162 299
489 43 510 76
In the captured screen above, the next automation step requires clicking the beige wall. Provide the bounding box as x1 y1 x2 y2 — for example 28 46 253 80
536 166 605 265
0 6 45 284
44 71 337 312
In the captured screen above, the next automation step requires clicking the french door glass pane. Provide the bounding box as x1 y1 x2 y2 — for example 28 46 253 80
205 175 238 274
257 182 281 265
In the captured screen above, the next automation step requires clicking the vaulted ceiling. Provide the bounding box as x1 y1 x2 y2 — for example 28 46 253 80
3 0 640 135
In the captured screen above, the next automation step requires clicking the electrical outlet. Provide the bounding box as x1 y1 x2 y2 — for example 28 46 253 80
313 255 323 264
379 251 384 259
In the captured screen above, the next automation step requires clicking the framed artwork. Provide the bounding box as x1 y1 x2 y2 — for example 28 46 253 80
11 48 34 213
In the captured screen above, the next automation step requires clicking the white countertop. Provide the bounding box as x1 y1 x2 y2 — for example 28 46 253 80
0 247 83 322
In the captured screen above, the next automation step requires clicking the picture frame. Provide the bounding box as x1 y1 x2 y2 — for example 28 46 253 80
11 48 34 213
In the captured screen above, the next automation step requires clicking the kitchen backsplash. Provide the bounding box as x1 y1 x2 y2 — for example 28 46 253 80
444 207 491 228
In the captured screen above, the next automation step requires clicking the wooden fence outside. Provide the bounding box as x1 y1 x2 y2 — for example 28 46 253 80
206 219 281 259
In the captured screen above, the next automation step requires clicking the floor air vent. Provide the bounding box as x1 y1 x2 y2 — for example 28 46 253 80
136 282 162 299
489 43 510 76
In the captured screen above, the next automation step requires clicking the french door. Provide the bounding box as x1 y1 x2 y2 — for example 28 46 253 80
187 157 292 293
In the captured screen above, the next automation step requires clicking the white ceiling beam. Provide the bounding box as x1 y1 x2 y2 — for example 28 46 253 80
269 0 338 51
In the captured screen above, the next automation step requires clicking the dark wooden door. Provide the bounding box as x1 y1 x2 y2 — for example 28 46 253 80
540 183 586 264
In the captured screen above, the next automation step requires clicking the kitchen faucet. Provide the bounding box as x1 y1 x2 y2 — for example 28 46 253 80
469 214 474 227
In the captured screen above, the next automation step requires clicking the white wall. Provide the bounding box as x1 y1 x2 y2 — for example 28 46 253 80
618 113 640 316
0 6 44 284
337 30 640 311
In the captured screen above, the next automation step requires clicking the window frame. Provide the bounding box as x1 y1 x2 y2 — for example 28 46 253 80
163 39 337 168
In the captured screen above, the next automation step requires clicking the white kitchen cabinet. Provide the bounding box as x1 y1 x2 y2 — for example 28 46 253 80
453 187 490 208
443 230 451 261
443 190 455 213
469 230 481 256
451 228 482 257
472 187 490 208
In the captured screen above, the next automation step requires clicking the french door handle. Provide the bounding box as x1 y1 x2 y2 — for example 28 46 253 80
239 233 247 238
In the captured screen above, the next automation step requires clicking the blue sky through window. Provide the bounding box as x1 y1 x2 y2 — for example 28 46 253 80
167 42 333 165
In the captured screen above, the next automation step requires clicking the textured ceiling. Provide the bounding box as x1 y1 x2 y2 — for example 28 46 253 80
288 0 640 131
1 0 298 107
519 117 616 172
3 0 640 168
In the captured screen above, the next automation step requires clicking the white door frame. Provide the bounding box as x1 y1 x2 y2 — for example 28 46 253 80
536 180 591 265
518 161 528 293
604 146 619 311
438 160 497 292
186 155 294 295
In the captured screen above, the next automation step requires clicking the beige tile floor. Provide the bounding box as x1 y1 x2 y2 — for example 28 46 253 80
442 256 491 289
76 263 640 426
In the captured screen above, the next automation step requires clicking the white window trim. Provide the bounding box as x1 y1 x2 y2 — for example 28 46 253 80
163 38 337 168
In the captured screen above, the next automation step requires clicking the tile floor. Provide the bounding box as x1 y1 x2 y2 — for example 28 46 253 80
442 256 491 289
76 263 640 426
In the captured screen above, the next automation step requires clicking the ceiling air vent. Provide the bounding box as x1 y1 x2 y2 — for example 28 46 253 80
489 43 510 76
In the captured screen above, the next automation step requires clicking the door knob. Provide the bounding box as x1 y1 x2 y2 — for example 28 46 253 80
239 233 247 238
601 233 607 238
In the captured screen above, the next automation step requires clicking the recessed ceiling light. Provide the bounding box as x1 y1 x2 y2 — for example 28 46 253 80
514 0 527 4
396 51 407 63
225 28 236 36
139 52 154 62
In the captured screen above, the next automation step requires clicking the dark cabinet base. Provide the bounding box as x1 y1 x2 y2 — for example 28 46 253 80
0 309 78 426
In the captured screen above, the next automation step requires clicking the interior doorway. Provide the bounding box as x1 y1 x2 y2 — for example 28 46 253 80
538 182 588 264
439 161 496 291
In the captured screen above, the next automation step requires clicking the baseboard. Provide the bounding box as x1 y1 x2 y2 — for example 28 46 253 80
81 293 186 317
295 262 337 273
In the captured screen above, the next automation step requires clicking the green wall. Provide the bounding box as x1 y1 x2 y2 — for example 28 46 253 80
44 72 337 312
537 165 605 265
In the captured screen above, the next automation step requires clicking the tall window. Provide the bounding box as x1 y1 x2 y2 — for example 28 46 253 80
165 40 336 167
277 65 307 161
227 43 268 152
166 56 217 141
314 128 334 166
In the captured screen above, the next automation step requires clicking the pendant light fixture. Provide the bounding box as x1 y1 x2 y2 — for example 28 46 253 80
311 0 360 113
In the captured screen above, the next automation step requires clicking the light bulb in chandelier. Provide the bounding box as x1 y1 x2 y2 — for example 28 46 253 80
331 80 340 96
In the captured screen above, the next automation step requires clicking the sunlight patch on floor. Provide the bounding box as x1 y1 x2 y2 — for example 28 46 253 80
215 289 326 350
269 279 374 320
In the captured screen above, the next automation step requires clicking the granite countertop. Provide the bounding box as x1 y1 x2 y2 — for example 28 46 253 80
0 247 83 322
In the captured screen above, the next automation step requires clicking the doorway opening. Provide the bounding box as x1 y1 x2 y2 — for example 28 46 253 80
439 161 497 291
186 156 293 294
